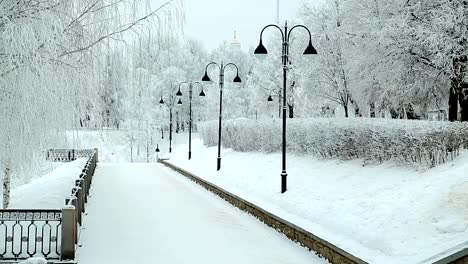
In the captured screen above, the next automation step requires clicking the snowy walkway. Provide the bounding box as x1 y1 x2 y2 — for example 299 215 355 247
76 163 325 264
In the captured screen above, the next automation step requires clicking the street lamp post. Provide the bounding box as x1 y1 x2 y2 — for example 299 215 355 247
159 90 177 153
155 144 160 161
202 61 242 171
254 20 317 193
267 90 279 118
267 90 275 102
176 81 206 160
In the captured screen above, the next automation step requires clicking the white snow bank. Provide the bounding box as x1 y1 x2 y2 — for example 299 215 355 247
169 135 468 264
19 257 47 264
67 129 187 163
0 158 87 208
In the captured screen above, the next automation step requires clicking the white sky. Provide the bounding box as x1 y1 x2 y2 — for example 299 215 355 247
154 0 323 52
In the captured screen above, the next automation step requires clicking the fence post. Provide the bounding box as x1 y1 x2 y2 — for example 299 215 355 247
74 185 83 225
81 174 88 203
94 148 99 163
61 205 76 260
70 198 78 244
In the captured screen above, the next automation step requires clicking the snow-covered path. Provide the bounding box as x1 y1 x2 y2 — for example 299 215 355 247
76 163 326 264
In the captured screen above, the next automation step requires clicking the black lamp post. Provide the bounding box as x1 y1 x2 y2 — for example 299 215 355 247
202 61 242 171
176 81 206 160
266 90 278 119
155 144 160 161
267 90 274 102
255 21 317 193
159 90 177 153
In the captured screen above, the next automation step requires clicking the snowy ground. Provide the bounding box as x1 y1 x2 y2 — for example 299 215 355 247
18 257 47 264
168 133 468 264
76 163 326 264
0 159 87 208
67 128 181 163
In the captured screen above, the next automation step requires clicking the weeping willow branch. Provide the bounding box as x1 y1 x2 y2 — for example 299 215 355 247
60 0 182 57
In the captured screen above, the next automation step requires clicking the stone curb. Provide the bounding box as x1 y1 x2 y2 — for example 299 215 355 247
160 160 369 264
0 259 78 264
422 243 468 264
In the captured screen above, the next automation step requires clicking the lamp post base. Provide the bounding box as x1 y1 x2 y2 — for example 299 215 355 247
169 147 172 153
189 151 192 160
217 157 221 171
281 172 287 193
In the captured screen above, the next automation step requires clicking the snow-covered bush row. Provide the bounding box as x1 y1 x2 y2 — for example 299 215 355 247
199 118 468 167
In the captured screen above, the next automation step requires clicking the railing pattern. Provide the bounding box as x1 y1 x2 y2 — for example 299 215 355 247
1 148 98 263
46 149 95 162
0 210 62 261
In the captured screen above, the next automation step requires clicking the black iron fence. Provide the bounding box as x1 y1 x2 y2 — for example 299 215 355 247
65 149 97 227
46 149 95 162
0 210 62 261
0 148 98 263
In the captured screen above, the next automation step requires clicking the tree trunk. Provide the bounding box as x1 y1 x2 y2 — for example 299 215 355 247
2 159 11 209
288 103 294 118
344 105 349 117
137 120 141 156
130 135 134 162
354 106 362 117
146 137 149 163
459 82 468 121
405 104 419 119
176 111 180 133
370 103 376 118
390 108 399 119
449 78 459 122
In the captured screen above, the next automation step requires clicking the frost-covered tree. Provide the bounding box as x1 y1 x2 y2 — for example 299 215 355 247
299 0 468 121
248 41 284 118
403 0 468 121
0 0 184 207
206 43 253 120
100 49 128 128
302 1 354 117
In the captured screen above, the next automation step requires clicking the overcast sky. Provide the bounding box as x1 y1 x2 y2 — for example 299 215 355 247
178 0 322 52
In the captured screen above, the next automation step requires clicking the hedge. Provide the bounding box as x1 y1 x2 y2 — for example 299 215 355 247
199 118 468 167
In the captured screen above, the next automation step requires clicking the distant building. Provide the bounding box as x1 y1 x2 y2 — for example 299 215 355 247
227 31 241 50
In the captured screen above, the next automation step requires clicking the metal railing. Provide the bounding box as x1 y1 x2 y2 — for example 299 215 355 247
65 149 97 227
0 210 62 261
0 148 98 263
46 149 95 162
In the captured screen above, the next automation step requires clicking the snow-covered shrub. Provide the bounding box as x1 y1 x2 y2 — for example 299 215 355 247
198 118 468 167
